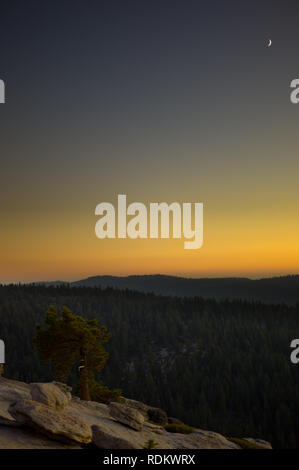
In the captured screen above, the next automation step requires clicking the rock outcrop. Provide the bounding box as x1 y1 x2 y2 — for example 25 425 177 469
0 377 272 450
122 398 169 425
0 377 31 427
109 402 145 431
92 424 137 449
242 438 273 449
30 382 72 409
9 399 92 444
147 406 168 426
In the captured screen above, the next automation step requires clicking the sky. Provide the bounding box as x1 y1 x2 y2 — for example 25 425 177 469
1 0 299 282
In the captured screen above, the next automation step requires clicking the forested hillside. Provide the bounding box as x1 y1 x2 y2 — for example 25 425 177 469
0 284 298 448
69 274 299 305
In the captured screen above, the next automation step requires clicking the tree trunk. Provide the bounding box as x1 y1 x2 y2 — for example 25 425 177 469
79 354 90 401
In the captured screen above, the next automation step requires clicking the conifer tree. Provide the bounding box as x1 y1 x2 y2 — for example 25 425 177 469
33 305 111 400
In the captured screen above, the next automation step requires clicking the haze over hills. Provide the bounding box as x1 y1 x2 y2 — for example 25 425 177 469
35 274 299 305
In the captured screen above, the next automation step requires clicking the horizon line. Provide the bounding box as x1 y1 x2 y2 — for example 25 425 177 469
1 272 299 286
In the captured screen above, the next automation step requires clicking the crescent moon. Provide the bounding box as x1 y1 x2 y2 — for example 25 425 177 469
267 39 272 47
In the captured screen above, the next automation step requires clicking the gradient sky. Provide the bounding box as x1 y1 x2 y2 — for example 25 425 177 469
1 0 299 282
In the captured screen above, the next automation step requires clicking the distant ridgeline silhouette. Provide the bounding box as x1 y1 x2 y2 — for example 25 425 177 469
36 274 299 305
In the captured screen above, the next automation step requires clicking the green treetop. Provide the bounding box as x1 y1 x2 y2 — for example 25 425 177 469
33 305 111 401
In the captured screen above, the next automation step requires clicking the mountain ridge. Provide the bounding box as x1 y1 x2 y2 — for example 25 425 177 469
32 274 299 305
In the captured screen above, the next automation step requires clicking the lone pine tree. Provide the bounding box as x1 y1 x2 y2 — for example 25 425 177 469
33 305 111 400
